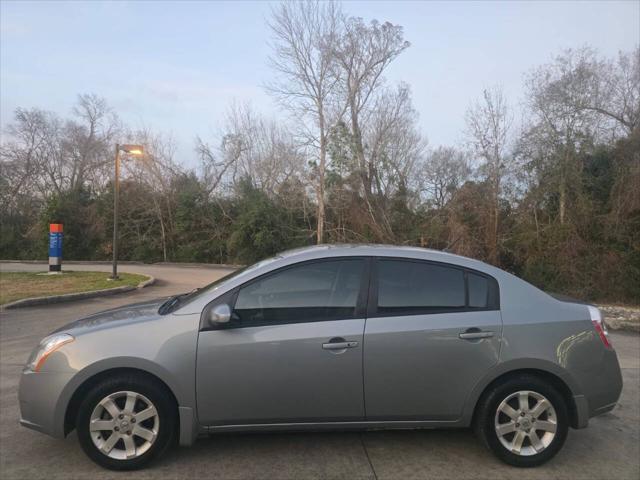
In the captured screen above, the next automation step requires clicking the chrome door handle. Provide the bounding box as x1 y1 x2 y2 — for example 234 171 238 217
322 341 359 350
459 331 494 340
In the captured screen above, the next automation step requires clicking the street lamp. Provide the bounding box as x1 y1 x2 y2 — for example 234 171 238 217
111 144 144 280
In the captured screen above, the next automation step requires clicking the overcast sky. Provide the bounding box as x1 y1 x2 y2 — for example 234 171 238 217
2 0 638 166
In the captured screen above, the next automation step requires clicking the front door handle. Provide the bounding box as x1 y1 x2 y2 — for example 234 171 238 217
459 329 494 340
322 340 359 350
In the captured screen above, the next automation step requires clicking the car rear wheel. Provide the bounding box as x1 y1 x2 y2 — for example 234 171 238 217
474 374 569 467
76 373 177 470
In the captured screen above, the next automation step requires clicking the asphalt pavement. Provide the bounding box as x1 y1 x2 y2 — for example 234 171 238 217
1 262 638 479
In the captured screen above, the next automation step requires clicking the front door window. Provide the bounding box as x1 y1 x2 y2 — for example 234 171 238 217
233 259 365 326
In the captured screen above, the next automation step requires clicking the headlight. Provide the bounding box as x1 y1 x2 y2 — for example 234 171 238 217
26 333 74 372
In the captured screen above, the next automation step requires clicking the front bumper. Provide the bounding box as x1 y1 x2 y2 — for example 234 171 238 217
18 368 74 439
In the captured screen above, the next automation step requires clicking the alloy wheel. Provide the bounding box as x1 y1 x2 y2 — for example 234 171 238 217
89 390 160 460
494 390 558 456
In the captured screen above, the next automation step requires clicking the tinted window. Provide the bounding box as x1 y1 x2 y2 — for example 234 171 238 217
468 272 489 308
233 259 365 325
377 260 465 314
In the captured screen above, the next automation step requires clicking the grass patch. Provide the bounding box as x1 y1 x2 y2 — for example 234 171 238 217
0 271 149 305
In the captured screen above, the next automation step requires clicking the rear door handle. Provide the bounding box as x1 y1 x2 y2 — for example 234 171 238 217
459 330 494 340
322 341 359 350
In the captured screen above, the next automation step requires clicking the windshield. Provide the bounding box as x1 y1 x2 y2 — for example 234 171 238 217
159 255 283 314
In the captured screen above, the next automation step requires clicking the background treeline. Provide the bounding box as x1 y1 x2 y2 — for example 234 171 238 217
1 3 638 303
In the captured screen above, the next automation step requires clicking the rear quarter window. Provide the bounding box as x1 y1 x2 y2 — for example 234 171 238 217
377 259 466 315
468 272 490 308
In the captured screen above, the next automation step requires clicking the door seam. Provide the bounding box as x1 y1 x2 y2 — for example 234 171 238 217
361 257 374 420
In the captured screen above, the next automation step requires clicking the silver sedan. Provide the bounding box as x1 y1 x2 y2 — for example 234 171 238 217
18 245 622 470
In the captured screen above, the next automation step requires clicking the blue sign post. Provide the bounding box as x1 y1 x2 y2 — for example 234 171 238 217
49 223 63 273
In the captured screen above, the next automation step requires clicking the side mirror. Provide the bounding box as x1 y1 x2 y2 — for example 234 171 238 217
207 304 232 326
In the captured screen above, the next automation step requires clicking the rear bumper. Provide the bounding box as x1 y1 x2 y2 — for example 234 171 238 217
592 401 618 416
586 349 623 416
573 399 619 429
573 394 590 429
573 348 623 429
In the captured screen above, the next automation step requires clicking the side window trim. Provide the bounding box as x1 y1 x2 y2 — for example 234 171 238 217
204 256 372 330
366 256 379 318
356 256 373 318
463 270 470 307
367 256 500 318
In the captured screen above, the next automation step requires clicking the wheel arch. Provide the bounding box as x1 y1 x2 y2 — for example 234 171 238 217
464 363 582 429
63 366 179 437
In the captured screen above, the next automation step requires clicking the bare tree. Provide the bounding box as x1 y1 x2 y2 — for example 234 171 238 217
332 17 410 240
65 93 119 191
267 1 342 244
1 108 63 202
222 103 304 191
524 50 602 225
419 146 469 209
125 128 182 261
0 94 119 205
560 47 640 136
195 103 303 198
465 86 512 264
365 84 426 205
195 133 246 197
593 47 640 136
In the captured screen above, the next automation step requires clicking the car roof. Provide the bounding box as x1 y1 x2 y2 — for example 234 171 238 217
273 243 494 272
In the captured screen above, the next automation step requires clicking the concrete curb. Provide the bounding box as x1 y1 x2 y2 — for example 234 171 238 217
606 323 640 334
152 262 243 269
1 274 155 310
0 260 145 265
600 305 640 335
1 260 241 268
137 275 156 288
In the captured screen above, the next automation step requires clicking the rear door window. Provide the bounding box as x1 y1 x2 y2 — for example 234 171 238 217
377 259 465 315
374 259 499 316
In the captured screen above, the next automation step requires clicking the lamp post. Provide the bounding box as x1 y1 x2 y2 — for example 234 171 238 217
111 144 144 280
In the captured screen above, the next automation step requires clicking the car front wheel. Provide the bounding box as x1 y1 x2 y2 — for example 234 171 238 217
76 373 177 470
474 374 569 467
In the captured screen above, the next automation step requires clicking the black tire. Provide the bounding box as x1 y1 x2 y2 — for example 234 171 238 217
76 372 177 470
474 374 569 467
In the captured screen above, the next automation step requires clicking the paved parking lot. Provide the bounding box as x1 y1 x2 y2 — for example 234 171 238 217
1 262 639 479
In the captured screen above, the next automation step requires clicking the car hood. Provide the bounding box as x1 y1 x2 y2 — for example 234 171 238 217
52 297 169 336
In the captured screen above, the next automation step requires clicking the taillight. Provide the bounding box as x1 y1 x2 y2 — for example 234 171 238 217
588 306 612 349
